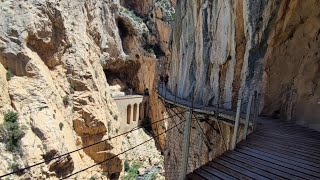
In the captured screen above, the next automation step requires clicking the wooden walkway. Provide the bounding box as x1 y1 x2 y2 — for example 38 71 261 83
156 84 248 124
187 117 320 180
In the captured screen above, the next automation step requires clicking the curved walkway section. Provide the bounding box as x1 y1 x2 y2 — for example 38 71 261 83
186 117 320 180
157 85 247 124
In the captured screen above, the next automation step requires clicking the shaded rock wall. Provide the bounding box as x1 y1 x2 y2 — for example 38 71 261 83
169 0 320 130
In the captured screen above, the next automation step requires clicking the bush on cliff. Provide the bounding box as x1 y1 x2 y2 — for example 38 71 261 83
0 111 25 152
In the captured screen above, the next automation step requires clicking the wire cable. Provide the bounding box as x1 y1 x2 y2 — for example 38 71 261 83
62 119 186 179
0 111 185 178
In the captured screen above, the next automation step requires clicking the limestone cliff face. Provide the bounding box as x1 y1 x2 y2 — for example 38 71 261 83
169 0 320 130
0 0 175 179
0 0 123 179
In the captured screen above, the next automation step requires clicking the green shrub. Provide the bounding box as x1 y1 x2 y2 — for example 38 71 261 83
123 161 142 180
109 111 113 115
59 122 64 131
115 128 119 134
120 7 143 24
6 69 13 81
70 84 75 92
90 176 95 180
10 160 21 172
124 160 130 172
155 0 175 23
149 172 157 180
2 111 25 152
63 95 69 106
114 115 118 121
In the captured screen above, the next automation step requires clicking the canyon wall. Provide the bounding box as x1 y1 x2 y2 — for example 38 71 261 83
0 0 124 179
0 0 175 179
169 0 320 130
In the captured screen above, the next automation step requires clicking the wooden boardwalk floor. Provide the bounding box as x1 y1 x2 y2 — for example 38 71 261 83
187 117 320 180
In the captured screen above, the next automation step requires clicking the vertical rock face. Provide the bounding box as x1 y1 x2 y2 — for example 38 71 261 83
0 0 124 179
0 0 175 179
262 0 320 129
169 0 320 130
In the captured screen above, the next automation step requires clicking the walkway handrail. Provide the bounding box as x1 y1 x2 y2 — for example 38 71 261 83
156 84 250 125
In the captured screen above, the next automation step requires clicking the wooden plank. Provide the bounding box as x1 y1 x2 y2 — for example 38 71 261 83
255 131 320 145
241 141 320 165
237 146 320 174
233 150 313 179
201 165 237 180
257 123 320 135
194 168 222 180
207 161 251 180
221 155 288 180
214 158 269 180
224 151 301 180
249 133 320 151
243 138 320 162
236 147 320 178
249 134 320 154
248 132 320 149
256 127 320 138
257 126 320 135
186 172 206 180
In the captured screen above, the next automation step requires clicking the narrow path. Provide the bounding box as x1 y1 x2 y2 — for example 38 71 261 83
187 117 320 180
157 84 247 123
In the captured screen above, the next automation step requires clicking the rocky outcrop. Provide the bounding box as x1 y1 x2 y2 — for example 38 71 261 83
168 0 320 130
0 0 124 179
0 0 176 179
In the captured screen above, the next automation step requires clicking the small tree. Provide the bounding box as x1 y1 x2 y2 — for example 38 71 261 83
124 160 130 172
63 95 69 106
2 111 25 152
6 69 13 81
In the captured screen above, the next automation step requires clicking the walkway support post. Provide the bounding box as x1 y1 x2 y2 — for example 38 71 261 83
179 87 194 180
243 94 253 140
231 98 242 150
174 84 177 105
253 91 259 131
179 109 192 180
164 84 167 99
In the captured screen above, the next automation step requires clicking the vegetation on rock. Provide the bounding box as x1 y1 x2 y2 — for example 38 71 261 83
155 0 175 23
120 7 144 24
0 111 25 153
119 6 149 33
6 69 13 81
123 161 142 180
63 95 69 106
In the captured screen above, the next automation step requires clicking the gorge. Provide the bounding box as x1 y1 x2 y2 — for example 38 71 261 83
0 0 319 179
